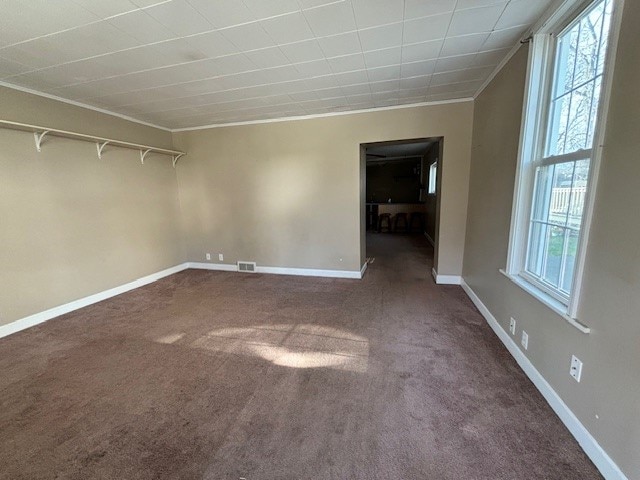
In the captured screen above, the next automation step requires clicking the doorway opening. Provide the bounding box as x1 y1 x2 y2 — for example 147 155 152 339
359 137 443 275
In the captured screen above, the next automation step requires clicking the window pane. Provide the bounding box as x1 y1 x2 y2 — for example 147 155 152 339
545 0 612 157
573 3 604 87
527 222 546 276
547 93 571 156
526 160 588 296
586 76 603 147
567 159 589 229
564 80 595 152
560 229 580 293
543 225 565 288
531 164 555 222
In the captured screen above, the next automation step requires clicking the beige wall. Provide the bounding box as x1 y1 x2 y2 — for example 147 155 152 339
463 2 640 476
173 102 473 275
0 87 183 325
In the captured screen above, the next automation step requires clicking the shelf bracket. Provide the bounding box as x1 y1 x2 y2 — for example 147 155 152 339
96 141 110 159
140 148 152 164
172 153 185 168
34 131 49 152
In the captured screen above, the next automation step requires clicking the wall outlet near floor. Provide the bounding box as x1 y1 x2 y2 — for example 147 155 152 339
218 253 224 261
206 253 211 261
570 355 583 382
521 330 529 350
509 317 516 335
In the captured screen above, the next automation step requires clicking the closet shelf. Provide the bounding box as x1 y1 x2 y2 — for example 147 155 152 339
0 119 186 167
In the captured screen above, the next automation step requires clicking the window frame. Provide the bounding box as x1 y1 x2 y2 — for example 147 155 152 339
505 0 623 327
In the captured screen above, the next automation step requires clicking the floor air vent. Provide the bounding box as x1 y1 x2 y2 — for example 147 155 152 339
237 261 257 273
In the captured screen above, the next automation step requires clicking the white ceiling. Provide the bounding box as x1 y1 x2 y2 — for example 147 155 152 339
0 0 552 130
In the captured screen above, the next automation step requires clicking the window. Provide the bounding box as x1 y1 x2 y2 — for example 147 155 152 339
507 0 616 316
428 161 437 194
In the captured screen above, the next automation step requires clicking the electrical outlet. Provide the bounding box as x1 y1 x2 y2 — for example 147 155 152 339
521 330 529 350
206 253 211 261
570 355 583 382
509 317 516 335
218 253 224 261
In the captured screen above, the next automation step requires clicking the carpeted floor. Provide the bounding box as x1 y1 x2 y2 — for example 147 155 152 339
0 234 602 479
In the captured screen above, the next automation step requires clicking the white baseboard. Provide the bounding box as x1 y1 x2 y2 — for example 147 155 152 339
460 279 628 480
188 262 238 272
360 261 368 278
0 263 189 340
188 262 363 279
431 268 462 285
256 265 361 279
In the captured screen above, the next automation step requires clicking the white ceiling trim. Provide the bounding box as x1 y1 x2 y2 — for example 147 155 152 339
171 97 473 132
0 80 172 131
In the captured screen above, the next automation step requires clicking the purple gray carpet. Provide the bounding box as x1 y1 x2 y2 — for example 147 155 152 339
0 234 601 479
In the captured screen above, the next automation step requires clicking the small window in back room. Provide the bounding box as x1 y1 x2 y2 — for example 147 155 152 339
428 161 437 195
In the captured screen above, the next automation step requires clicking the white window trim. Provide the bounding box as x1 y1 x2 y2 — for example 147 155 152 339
505 0 625 331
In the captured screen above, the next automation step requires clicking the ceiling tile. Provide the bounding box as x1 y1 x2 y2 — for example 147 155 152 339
404 0 456 20
400 59 436 78
245 47 291 69
73 0 141 18
327 53 366 74
145 0 213 36
369 79 399 93
294 59 332 77
288 90 319 102
447 3 506 37
261 12 315 44
242 0 300 19
280 40 325 63
434 53 479 73
341 84 371 96
440 33 490 57
364 47 402 69
474 47 511 67
210 54 256 75
304 1 357 37
400 75 431 89
495 0 551 30
430 65 493 86
401 40 443 63
351 0 404 29
318 33 361 58
367 65 400 82
187 31 239 58
397 87 428 99
333 69 369 86
108 10 177 44
456 0 507 9
187 0 256 29
358 23 403 52
305 75 339 90
403 13 452 44
220 23 276 51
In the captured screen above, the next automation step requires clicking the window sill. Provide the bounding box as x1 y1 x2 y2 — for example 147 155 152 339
498 269 591 334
